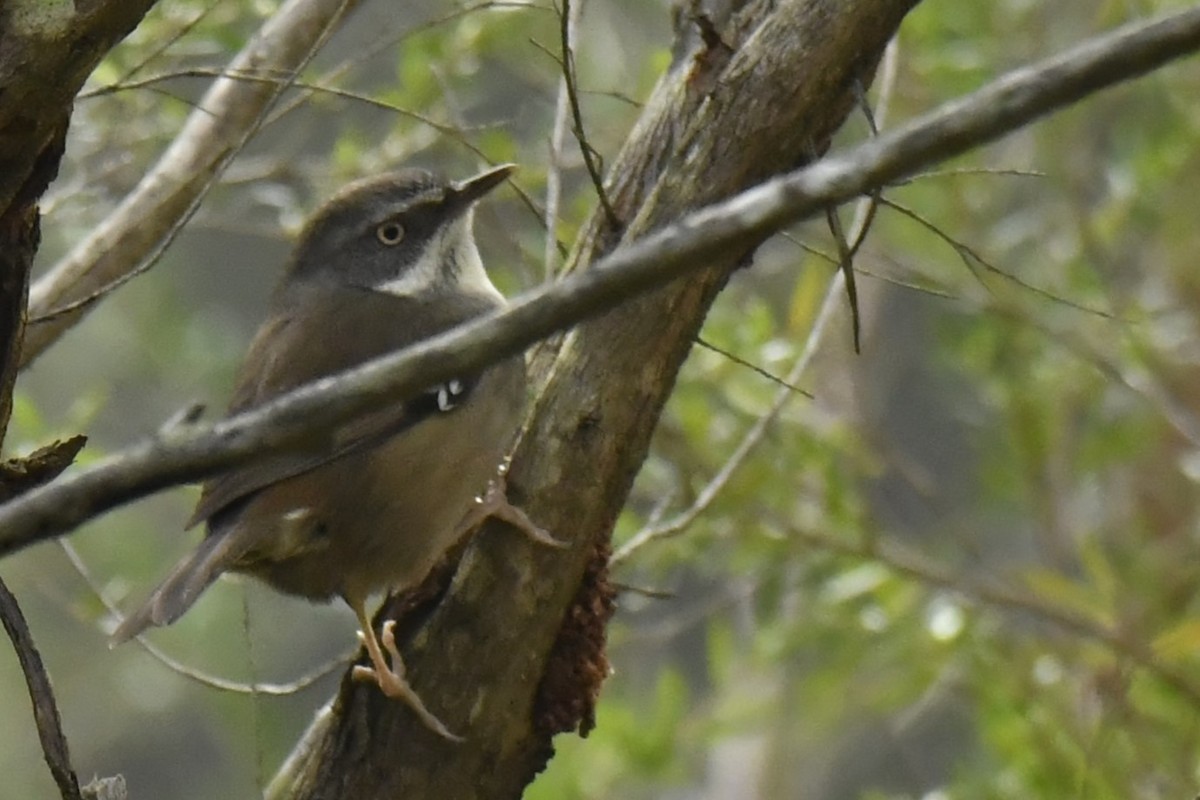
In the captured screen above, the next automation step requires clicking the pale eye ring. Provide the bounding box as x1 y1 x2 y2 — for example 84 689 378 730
376 221 405 246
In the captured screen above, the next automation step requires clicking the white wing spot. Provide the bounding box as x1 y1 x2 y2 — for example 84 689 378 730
436 379 466 412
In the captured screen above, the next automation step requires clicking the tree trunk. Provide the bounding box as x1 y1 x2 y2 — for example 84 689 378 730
0 2 157 464
269 1 919 797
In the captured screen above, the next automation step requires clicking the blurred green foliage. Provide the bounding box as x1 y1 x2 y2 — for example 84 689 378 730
3 0 1200 798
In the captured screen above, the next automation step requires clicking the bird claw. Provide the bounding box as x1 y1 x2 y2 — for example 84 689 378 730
507 504 565 547
460 470 566 548
353 620 464 742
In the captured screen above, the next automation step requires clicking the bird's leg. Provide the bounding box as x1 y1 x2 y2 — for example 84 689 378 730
349 601 463 742
457 461 565 548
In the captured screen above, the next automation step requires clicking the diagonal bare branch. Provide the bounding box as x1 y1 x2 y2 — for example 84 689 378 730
0 5 1197 562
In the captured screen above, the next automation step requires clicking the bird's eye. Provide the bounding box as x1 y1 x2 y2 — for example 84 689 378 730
376 221 405 246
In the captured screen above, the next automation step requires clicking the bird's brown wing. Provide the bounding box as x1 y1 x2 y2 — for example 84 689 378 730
111 286 507 644
187 285 498 529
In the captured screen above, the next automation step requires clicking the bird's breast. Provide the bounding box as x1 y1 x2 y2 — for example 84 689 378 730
232 357 526 603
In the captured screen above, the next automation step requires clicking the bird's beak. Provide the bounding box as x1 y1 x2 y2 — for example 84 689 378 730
445 163 517 213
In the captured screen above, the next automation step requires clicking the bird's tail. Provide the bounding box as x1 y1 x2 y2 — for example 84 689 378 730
109 532 242 645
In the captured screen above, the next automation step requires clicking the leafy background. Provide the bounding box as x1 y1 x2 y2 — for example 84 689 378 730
3 0 1200 797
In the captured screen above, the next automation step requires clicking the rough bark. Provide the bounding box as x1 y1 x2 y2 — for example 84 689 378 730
0 2 158 213
0 4 154 797
0 1 158 448
269 1 918 797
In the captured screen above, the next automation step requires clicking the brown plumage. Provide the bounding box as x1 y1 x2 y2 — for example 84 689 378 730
113 165 532 739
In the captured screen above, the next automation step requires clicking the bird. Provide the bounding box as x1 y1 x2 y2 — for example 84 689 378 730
111 163 550 740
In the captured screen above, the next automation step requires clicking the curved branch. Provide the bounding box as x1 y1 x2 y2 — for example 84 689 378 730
20 0 361 367
0 577 83 800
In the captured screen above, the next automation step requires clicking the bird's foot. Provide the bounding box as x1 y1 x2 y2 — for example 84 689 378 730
352 620 463 742
459 466 565 548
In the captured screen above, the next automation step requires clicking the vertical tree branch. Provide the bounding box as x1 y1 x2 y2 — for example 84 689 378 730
558 0 617 227
0 577 82 800
0 0 160 447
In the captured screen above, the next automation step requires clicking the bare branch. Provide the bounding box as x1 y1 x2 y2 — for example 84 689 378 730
824 204 862 350
0 577 83 800
543 0 586 278
879 196 1120 319
117 1 221 82
1 5 1197 563
79 70 478 140
612 335 816 565
693 336 814 397
558 0 618 227
21 0 361 367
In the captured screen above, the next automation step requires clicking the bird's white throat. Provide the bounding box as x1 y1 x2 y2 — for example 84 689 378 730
375 213 503 301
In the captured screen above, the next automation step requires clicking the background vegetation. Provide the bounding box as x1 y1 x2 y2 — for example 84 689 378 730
2 0 1199 797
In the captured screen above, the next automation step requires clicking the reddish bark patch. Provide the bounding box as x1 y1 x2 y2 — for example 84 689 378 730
534 536 617 737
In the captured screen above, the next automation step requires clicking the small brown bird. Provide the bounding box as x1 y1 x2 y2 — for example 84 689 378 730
113 164 545 739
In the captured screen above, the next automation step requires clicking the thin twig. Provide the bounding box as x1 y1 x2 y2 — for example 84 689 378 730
824 206 861 352
819 41 898 353
982 301 1200 447
693 336 813 397
615 179 886 562
580 88 643 107
612 193 863 564
786 522 1200 707
558 0 618 227
897 166 1047 184
542 0 585 279
81 70 477 138
264 0 550 126
782 232 958 300
115 0 222 83
610 582 677 600
611 352 804 563
0 577 83 800
879 196 1120 320
286 0 561 249
846 38 898 261
35 45 379 326
251 0 562 236
59 540 349 695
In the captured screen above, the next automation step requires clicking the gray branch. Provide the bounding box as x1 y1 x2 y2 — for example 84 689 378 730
0 576 83 800
20 0 361 367
2 4 1198 559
